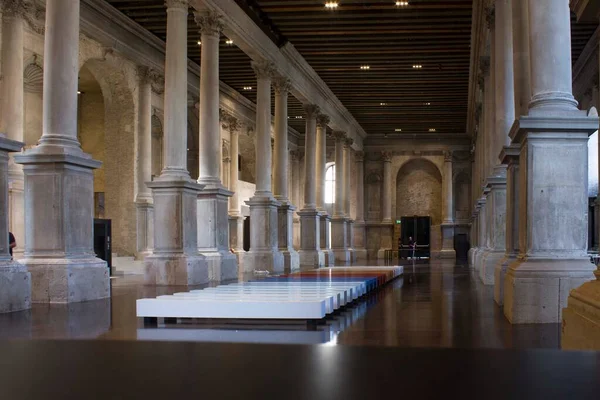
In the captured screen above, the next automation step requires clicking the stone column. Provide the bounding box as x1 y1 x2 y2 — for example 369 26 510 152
473 193 488 274
298 104 325 268
142 0 207 286
353 151 367 260
273 78 299 272
440 151 456 259
511 0 531 118
316 114 334 266
504 0 598 324
378 151 393 259
331 131 349 263
0 1 27 259
244 61 284 273
344 138 355 261
225 115 244 261
14 0 110 302
194 10 237 282
135 66 156 260
290 150 302 250
0 135 30 313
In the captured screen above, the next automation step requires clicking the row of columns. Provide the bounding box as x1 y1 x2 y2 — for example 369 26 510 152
470 0 599 325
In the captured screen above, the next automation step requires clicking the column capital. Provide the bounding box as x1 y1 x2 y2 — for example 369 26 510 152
444 150 453 162
273 78 292 95
485 5 495 30
381 151 392 162
251 60 277 80
303 104 320 118
165 0 188 10
355 151 365 163
290 149 302 161
193 10 224 37
332 131 346 141
137 66 162 86
316 114 330 128
344 137 354 148
2 0 34 18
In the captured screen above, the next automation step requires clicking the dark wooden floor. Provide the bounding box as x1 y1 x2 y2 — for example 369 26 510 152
0 261 560 348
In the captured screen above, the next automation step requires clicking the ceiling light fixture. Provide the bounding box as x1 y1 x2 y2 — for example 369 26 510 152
77 91 82 95
243 86 252 90
412 64 422 69
380 102 387 106
429 128 436 132
395 1 409 6
395 129 402 132
295 116 303 119
325 1 338 9
360 65 370 70
197 41 201 45
424 102 431 106
225 39 233 45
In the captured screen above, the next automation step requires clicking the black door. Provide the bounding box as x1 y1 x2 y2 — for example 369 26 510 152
243 216 250 252
400 216 431 258
455 233 469 261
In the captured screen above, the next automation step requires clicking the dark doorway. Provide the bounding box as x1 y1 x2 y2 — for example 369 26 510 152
399 216 431 258
455 234 469 261
243 216 250 252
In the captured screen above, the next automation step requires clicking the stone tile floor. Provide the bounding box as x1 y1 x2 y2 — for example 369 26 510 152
0 260 560 348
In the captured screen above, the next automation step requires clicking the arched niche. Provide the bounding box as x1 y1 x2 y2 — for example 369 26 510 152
395 158 442 224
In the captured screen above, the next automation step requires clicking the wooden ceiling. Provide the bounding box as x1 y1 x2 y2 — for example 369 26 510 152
106 0 598 138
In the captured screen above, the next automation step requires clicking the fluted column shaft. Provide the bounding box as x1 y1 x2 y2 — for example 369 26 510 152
302 105 319 209
494 0 515 161
355 152 365 222
344 138 353 217
512 0 531 117
382 152 392 223
273 79 291 201
333 132 345 217
486 10 496 178
136 67 154 202
252 62 276 196
315 115 329 210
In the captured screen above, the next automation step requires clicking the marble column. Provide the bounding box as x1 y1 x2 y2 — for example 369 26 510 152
473 192 489 274
353 151 367 260
290 150 302 250
273 78 299 272
344 138 355 261
378 151 393 259
316 114 334 266
0 135 30 313
142 0 207 286
194 10 237 282
225 115 244 263
135 66 156 260
440 151 456 259
298 104 325 268
331 131 349 263
244 61 284 273
0 2 26 259
14 0 110 301
504 0 598 324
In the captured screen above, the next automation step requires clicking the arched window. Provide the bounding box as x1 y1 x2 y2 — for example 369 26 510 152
325 163 335 204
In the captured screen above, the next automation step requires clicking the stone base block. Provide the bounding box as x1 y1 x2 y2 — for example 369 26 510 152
281 249 300 272
145 254 209 286
353 248 368 261
494 255 514 306
333 249 351 264
562 276 600 350
243 250 285 274
298 249 325 269
504 258 596 324
439 249 456 259
0 263 31 313
479 251 503 285
22 257 110 303
467 247 475 266
201 251 238 282
323 249 335 266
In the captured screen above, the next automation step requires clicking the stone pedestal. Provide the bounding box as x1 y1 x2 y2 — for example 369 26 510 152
244 196 284 273
135 202 154 260
228 215 245 268
15 151 110 303
331 217 350 264
353 222 368 261
145 179 209 286
479 172 506 285
279 203 300 272
8 178 24 259
440 223 456 259
319 213 334 267
298 209 325 268
197 187 237 282
346 218 356 262
562 269 600 350
377 222 393 259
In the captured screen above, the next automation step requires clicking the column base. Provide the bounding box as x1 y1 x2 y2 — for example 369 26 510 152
245 196 284 274
353 248 368 262
331 217 349 264
8 175 24 261
494 254 515 306
562 271 600 350
298 249 325 269
144 254 209 286
318 213 334 267
242 250 285 274
332 250 351 265
504 258 596 324
479 250 504 285
21 257 109 303
298 209 325 269
201 251 238 282
0 262 31 313
279 203 300 272
468 247 477 266
281 249 300 273
439 249 457 259
440 223 455 259
135 202 154 260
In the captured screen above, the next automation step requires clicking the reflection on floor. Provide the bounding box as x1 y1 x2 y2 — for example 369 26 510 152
0 261 560 349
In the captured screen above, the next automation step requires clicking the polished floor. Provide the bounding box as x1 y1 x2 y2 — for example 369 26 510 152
0 261 560 348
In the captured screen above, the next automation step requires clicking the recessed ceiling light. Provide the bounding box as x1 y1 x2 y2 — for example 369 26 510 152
77 91 82 95
197 41 201 45
395 129 402 132
412 64 422 69
243 86 252 90
225 39 233 45
360 65 370 70
380 102 387 106
295 116 303 119
424 102 431 106
325 1 338 8
395 1 409 6
429 128 436 132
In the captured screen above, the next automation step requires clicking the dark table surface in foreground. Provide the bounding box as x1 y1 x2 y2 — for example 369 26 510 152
1 340 599 399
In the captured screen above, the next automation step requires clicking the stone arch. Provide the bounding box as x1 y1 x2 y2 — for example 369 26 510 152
454 169 471 222
78 57 137 257
395 158 442 225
